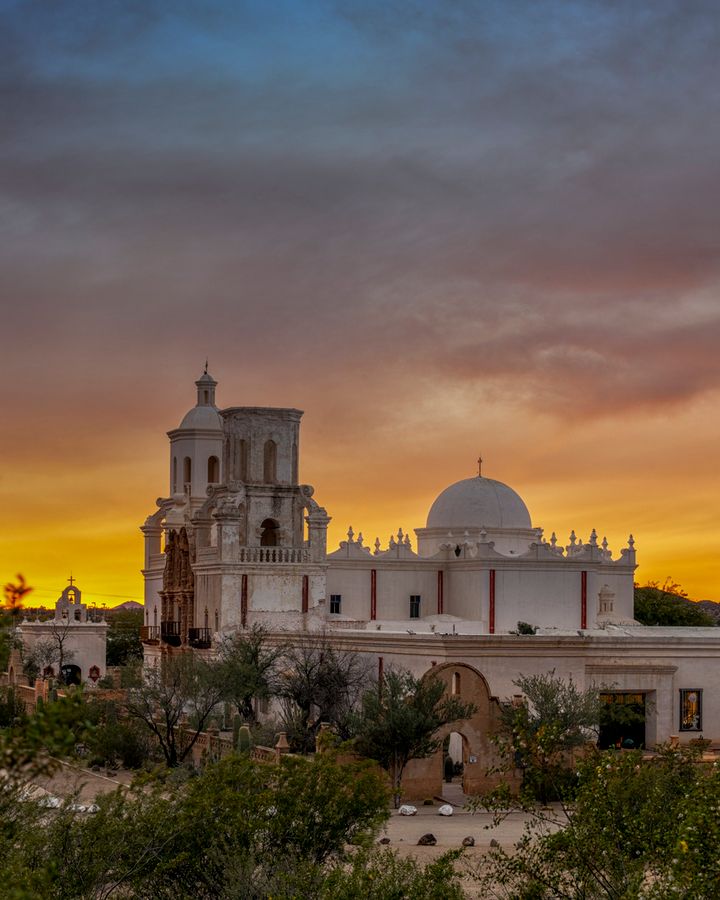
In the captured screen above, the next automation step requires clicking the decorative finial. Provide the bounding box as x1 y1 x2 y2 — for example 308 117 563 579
398 527 404 542
602 536 608 551
347 525 354 543
204 358 209 374
389 534 396 549
550 532 557 547
374 537 381 555
478 454 483 477
589 528 598 546
68 574 75 587
628 534 635 549
569 530 577 545
357 532 364 547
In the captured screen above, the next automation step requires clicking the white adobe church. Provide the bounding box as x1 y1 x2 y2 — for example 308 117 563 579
141 371 720 792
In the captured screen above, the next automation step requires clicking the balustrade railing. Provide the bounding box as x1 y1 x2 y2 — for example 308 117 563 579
140 625 160 642
160 621 181 646
188 627 212 649
237 546 310 564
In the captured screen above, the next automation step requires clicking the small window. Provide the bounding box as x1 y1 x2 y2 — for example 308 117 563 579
207 455 220 483
330 594 342 615
183 457 192 488
410 595 421 619
680 689 703 732
452 671 461 695
173 456 178 492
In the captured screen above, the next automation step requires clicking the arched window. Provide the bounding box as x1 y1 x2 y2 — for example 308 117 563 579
263 440 277 483
183 457 192 488
452 671 461 695
260 518 279 547
173 456 178 492
207 455 219 483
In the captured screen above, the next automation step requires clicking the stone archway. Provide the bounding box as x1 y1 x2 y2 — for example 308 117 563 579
400 662 507 802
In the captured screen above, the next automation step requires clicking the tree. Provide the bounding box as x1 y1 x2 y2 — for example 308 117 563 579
472 745 712 899
0 748 465 899
634 578 715 626
216 623 282 724
106 608 144 667
3 574 32 623
352 668 476 808
277 635 372 752
494 670 601 804
124 653 225 767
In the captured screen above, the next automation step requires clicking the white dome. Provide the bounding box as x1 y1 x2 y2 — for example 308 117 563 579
178 405 223 430
426 476 531 530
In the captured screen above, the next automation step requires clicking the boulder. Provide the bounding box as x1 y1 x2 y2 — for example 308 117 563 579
379 837 391 844
398 804 417 816
438 804 454 816
417 833 437 846
462 836 475 847
490 838 501 848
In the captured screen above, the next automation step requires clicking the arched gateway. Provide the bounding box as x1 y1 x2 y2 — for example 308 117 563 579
400 662 508 801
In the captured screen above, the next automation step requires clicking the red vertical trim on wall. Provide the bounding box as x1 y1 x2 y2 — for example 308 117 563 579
241 574 248 628
302 574 309 614
581 570 587 630
489 569 496 634
370 569 377 620
437 569 444 614
378 656 384 696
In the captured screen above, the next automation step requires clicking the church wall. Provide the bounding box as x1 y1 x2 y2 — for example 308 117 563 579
494 566 591 632
445 567 486 622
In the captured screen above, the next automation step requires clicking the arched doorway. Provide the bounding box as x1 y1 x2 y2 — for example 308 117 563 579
61 664 82 686
442 730 470 802
400 662 505 802
260 518 279 547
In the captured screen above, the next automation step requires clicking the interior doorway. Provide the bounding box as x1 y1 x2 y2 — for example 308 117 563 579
442 731 468 802
599 692 646 749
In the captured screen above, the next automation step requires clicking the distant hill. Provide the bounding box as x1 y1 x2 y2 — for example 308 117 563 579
109 600 143 612
696 600 720 623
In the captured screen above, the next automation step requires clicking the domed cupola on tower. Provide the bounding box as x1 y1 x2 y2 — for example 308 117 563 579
167 367 224 503
415 469 538 557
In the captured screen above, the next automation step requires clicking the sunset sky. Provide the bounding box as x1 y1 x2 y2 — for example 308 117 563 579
2 1 720 608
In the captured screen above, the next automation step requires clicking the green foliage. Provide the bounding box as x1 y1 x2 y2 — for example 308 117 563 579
236 724 252 752
352 668 476 807
124 654 225 767
474 746 713 899
105 608 144 666
216 623 282 725
494 671 600 804
0 752 398 898
320 847 466 900
634 579 715 626
0 690 93 776
85 698 149 769
513 621 538 635
0 686 26 728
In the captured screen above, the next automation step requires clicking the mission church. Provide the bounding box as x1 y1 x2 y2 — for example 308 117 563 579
141 370 720 795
